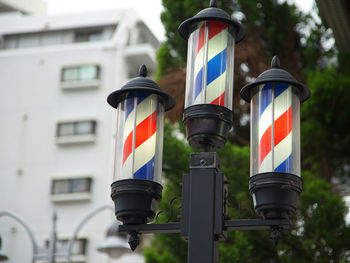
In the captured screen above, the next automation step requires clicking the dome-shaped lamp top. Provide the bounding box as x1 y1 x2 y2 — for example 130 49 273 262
240 56 311 103
107 64 175 111
178 0 245 43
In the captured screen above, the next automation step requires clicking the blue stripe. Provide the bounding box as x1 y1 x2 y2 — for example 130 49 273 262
193 48 227 103
125 92 152 119
274 154 292 173
274 83 289 98
206 48 227 85
259 84 272 117
194 67 204 101
133 156 155 181
125 94 135 119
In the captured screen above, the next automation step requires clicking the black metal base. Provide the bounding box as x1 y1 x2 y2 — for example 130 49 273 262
111 179 163 225
249 173 302 219
183 104 233 151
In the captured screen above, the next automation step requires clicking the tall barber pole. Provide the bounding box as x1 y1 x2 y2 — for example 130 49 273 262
241 56 310 219
107 65 175 226
178 0 244 151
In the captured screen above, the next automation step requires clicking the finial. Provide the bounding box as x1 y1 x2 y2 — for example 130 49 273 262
128 232 140 251
210 0 217 8
271 56 280 68
139 64 148 77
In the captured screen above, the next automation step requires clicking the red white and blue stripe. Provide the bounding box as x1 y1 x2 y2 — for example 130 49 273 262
122 92 157 181
193 21 228 106
258 83 292 173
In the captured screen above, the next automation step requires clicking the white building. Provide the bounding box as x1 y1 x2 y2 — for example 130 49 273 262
0 7 158 263
0 0 46 15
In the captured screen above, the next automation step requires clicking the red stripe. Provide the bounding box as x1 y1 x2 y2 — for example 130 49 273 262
135 110 157 149
210 91 225 106
259 126 272 166
274 107 292 146
123 131 133 164
209 21 227 40
196 23 206 55
122 110 157 164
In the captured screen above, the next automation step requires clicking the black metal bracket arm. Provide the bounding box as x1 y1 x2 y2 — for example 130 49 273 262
118 152 290 262
119 219 289 234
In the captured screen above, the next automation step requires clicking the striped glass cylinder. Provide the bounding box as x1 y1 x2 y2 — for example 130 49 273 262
185 20 235 110
250 83 301 177
114 91 164 184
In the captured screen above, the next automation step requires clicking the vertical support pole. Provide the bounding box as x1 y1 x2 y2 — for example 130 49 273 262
186 152 222 263
48 211 57 263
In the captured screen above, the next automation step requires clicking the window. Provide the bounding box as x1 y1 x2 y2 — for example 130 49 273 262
62 65 99 82
57 120 96 137
51 178 92 195
56 120 96 144
74 29 103 42
46 238 87 255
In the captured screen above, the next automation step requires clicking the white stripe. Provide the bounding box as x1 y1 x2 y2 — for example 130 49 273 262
259 151 272 173
121 154 133 179
194 22 207 76
274 132 292 169
134 133 156 172
205 71 226 103
207 28 227 61
123 109 135 142
194 47 205 77
274 86 292 120
258 103 272 141
136 94 158 125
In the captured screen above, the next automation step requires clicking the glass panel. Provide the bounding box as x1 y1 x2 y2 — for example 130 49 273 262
250 83 300 177
205 21 229 106
52 180 70 194
133 93 158 181
57 123 74 136
184 20 235 109
79 65 98 80
115 94 136 181
71 178 90 193
114 92 165 183
292 87 301 176
18 34 40 48
75 121 94 135
50 239 86 255
273 83 293 173
74 30 103 42
41 32 61 46
62 68 78 82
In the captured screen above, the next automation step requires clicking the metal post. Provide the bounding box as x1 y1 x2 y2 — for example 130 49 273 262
182 152 223 263
48 211 57 263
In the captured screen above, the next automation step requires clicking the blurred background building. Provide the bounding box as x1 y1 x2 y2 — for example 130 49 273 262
0 0 159 261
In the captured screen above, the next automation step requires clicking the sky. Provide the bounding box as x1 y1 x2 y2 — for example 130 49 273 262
44 0 315 42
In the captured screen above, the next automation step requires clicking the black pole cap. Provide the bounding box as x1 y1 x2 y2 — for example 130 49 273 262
178 0 245 43
107 64 175 111
240 56 311 102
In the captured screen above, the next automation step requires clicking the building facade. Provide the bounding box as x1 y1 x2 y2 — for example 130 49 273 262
0 8 158 263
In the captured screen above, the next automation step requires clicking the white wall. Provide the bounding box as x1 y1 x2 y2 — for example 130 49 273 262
0 10 154 263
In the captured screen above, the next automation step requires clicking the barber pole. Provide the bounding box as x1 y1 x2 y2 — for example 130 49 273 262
107 64 175 225
178 0 244 150
121 93 158 181
241 56 310 219
258 83 293 174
